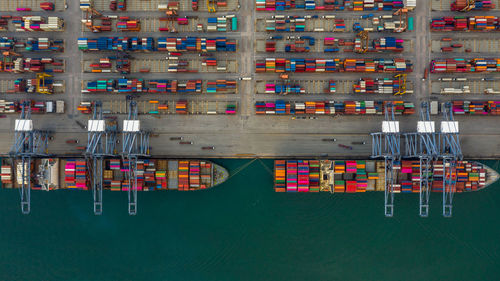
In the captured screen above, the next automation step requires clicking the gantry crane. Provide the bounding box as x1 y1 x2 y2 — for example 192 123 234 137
1 50 21 72
207 0 216 12
404 102 439 217
439 102 462 217
461 0 476 11
393 8 408 33
85 101 117 215
81 0 103 32
9 101 50 214
36 73 53 94
371 102 400 217
355 30 369 53
121 98 150 215
452 0 475 11
394 74 407 96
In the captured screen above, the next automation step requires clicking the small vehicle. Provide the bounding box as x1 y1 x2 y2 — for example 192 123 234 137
322 138 337 142
170 137 184 141
338 144 353 150
439 77 453 81
202 146 215 150
351 141 366 145
75 120 87 130
180 141 193 145
66 139 79 144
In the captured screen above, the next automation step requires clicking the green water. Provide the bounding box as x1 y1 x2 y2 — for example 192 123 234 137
1 159 500 281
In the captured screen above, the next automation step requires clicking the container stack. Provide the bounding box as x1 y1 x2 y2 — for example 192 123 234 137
0 100 17 113
353 77 403 94
78 37 155 52
40 2 55 11
286 160 297 192
256 0 404 11
1 165 12 186
64 160 76 189
431 58 499 73
206 80 236 93
189 161 201 190
275 160 286 192
158 37 236 52
308 161 320 192
371 37 404 52
175 100 188 114
148 79 202 93
256 100 415 115
431 16 499 31
265 82 305 94
15 16 64 32
116 20 140 32
297 160 309 192
200 162 212 189
226 103 237 114
178 161 189 191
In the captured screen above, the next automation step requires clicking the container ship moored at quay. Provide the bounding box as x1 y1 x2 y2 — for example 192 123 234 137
274 160 499 193
0 158 229 191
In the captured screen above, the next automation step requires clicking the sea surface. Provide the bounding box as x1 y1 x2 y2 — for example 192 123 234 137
1 159 500 281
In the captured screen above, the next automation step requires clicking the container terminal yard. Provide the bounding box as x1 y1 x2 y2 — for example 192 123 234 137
0 0 500 216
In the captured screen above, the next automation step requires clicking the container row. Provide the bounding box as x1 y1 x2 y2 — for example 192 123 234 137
255 100 415 115
256 58 412 73
78 100 237 115
0 37 64 52
256 0 413 11
82 79 237 94
430 58 500 73
431 16 500 32
77 37 237 52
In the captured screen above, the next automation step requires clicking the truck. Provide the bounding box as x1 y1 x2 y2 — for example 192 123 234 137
430 101 439 115
56 100 64 113
45 101 54 113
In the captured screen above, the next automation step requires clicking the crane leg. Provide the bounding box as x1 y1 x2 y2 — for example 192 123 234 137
20 157 31 215
127 157 138 215
419 157 431 217
92 157 103 215
384 157 395 217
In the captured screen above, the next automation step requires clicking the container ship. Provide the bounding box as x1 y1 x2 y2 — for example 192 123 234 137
274 160 499 193
0 158 229 191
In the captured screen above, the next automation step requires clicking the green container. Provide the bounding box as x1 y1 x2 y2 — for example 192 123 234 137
231 17 237 31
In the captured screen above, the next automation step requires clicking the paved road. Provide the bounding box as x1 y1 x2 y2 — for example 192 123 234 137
0 1 499 159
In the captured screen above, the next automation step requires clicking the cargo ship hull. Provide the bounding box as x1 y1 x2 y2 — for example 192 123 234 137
0 158 229 191
274 160 499 193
